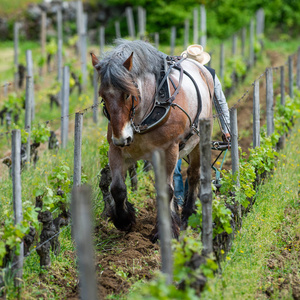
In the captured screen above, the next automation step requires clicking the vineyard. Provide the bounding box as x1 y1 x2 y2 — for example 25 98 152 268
0 1 300 299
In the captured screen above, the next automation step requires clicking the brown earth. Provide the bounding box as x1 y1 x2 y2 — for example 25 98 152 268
67 198 160 299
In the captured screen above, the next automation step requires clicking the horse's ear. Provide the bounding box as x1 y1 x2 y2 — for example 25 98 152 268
123 52 134 71
90 52 101 71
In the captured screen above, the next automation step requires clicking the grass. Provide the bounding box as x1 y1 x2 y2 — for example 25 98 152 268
202 118 300 299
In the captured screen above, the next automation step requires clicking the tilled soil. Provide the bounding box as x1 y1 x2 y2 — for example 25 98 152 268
67 198 160 299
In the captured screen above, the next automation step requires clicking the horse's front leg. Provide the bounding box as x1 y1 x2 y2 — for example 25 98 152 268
181 145 201 230
109 146 136 231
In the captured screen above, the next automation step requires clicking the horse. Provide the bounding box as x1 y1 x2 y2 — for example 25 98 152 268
91 39 214 239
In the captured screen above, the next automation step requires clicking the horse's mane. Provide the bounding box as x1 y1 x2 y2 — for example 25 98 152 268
99 39 163 96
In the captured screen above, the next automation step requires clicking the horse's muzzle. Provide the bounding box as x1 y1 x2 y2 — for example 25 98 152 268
112 122 134 147
112 135 133 147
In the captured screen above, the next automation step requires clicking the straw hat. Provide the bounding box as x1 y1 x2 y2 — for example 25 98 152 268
181 44 211 65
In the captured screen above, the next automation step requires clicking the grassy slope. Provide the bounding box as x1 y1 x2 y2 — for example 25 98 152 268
202 118 300 299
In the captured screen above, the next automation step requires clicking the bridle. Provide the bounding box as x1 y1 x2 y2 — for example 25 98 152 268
101 79 141 124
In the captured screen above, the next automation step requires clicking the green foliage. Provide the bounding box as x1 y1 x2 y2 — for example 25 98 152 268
0 200 38 267
33 160 72 212
31 124 50 144
99 136 110 169
248 143 277 175
189 196 232 238
46 38 57 55
48 161 71 197
3 93 23 115
223 56 247 89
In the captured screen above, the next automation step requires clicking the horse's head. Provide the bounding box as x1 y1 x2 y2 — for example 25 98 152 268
91 52 138 147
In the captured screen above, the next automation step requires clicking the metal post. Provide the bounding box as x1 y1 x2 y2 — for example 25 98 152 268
14 23 19 90
266 67 274 136
126 7 135 38
115 21 121 39
25 76 32 163
184 19 189 50
26 50 35 121
253 80 260 148
99 26 105 55
11 130 24 289
249 19 255 67
220 43 225 81
93 69 98 124
193 8 198 44
152 150 173 285
61 66 70 148
288 55 293 98
170 26 176 56
200 4 206 47
199 119 213 256
73 113 83 187
71 186 98 300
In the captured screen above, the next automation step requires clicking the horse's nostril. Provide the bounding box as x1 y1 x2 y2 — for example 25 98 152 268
126 136 132 145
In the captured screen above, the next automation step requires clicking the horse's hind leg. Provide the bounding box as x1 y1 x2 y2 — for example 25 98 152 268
181 145 201 230
109 147 136 231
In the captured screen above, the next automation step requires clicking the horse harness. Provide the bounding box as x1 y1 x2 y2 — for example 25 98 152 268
101 53 214 151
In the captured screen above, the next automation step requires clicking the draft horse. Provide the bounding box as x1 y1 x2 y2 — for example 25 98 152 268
91 40 214 239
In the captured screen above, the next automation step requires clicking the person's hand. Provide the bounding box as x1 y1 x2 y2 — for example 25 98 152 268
222 132 231 142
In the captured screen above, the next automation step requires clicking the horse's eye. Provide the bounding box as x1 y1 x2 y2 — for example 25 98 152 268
125 94 131 100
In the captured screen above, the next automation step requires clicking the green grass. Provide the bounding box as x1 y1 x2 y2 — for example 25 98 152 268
202 118 300 299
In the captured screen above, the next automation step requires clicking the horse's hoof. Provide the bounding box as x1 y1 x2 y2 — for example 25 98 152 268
150 232 159 243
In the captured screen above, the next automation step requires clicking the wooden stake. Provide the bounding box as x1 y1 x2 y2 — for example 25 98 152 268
184 19 189 50
71 186 98 300
266 67 274 136
193 8 198 44
73 113 83 187
12 130 24 290
253 80 260 148
288 55 294 98
152 150 173 285
170 26 176 56
200 4 206 47
61 66 70 148
93 69 98 124
25 76 32 163
199 119 213 256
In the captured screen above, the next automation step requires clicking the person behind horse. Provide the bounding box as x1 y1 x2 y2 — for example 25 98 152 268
174 45 230 206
